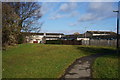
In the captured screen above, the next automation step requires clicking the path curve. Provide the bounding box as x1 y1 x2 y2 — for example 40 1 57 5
60 52 114 80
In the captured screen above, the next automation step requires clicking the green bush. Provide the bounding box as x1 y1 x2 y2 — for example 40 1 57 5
46 40 62 44
17 34 25 44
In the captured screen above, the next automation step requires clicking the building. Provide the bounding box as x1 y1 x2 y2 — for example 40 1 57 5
77 37 90 41
45 33 63 40
62 32 84 40
25 31 117 44
84 31 117 39
26 33 64 43
63 33 90 41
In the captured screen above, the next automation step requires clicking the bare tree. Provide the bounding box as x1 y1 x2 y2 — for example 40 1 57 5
7 2 42 33
2 2 43 48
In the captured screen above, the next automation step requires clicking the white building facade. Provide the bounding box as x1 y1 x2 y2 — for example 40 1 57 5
26 33 64 43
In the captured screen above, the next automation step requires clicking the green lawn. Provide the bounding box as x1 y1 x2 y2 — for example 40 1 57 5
2 44 117 78
92 51 119 78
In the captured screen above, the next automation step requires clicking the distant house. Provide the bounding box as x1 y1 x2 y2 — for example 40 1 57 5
77 37 90 41
76 34 89 41
63 34 83 40
45 33 64 40
84 31 117 39
63 33 89 41
26 33 64 43
64 35 78 40
25 31 117 43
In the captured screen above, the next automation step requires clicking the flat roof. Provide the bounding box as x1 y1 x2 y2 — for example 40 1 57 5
22 32 64 35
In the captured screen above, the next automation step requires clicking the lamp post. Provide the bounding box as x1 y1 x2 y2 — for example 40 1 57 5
84 26 87 45
113 1 120 52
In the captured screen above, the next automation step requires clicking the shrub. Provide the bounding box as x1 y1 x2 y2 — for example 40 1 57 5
46 40 62 44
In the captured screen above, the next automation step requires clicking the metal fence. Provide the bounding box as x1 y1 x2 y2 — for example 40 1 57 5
82 39 120 47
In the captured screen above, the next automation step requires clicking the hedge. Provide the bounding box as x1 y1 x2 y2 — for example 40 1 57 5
46 40 62 44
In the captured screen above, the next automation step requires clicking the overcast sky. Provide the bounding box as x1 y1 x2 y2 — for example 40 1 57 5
36 2 118 34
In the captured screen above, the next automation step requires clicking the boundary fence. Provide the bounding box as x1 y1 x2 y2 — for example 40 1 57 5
82 39 120 47
46 39 120 47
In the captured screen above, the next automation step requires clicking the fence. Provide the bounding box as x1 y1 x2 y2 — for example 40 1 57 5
46 39 120 47
46 40 82 45
61 40 82 45
82 39 120 47
46 40 61 44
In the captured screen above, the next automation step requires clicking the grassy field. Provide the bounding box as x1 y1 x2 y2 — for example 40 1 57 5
2 44 117 78
92 51 119 78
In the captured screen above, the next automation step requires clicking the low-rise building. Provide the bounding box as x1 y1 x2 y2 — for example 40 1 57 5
26 33 64 43
77 37 90 41
84 31 117 39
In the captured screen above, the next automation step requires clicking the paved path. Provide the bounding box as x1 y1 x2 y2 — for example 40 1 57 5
60 52 114 80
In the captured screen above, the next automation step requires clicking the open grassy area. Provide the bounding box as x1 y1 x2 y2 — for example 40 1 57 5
2 44 117 78
92 51 119 78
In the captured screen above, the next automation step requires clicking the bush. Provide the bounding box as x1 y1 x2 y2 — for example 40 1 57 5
46 40 62 44
17 34 25 44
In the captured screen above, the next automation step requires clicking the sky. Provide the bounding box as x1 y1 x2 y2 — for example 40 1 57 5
35 2 119 34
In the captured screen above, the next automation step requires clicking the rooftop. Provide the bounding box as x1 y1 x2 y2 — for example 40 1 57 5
86 31 116 34
22 32 64 35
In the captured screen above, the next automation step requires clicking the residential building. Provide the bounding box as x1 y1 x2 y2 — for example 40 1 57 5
84 31 117 39
26 33 64 43
77 37 90 41
62 33 84 40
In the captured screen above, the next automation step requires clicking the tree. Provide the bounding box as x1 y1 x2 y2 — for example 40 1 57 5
7 2 42 33
74 32 80 35
2 3 20 48
2 2 42 48
8 2 43 44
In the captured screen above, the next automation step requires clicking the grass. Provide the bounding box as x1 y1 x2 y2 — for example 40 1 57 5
2 44 117 78
92 50 119 78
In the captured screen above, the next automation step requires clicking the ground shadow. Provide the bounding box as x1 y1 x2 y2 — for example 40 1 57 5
60 46 119 79
75 46 119 59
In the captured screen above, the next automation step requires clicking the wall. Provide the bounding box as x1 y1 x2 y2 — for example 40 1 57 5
82 39 120 47
62 40 82 45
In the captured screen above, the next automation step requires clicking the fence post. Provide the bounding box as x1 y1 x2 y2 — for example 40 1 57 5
89 39 90 45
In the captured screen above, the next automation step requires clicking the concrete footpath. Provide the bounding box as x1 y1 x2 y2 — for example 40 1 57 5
60 52 114 80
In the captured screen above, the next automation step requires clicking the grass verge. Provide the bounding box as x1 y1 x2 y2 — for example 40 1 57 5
92 51 119 78
2 44 116 78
